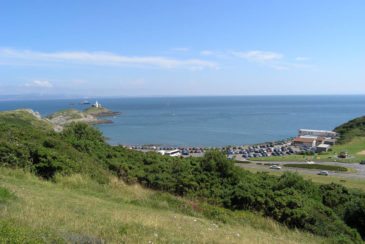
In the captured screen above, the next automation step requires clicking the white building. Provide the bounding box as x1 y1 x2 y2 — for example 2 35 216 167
298 129 337 139
92 101 102 108
158 149 181 157
316 144 331 153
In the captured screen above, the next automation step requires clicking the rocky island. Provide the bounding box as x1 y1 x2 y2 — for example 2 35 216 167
46 103 120 131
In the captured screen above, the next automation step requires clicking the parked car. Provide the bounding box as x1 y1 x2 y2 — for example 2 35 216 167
181 149 189 156
360 161 365 165
318 171 329 176
269 165 282 170
338 151 348 159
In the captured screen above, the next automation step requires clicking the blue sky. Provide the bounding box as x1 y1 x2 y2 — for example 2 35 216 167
0 0 364 97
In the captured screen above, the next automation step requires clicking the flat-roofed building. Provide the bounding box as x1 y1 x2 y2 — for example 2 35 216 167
298 129 337 139
292 135 327 147
292 137 318 147
316 144 331 153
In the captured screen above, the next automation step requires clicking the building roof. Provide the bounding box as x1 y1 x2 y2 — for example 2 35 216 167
299 129 337 135
293 137 317 143
299 129 337 134
317 144 331 148
299 135 318 139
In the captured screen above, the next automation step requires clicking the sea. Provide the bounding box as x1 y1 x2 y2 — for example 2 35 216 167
1 95 364 147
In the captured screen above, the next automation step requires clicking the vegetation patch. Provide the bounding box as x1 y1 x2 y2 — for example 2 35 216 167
283 164 348 172
0 187 15 204
47 109 84 120
0 219 62 244
0 168 329 244
235 160 251 164
334 116 365 144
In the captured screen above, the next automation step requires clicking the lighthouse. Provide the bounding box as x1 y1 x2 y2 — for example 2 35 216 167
92 101 102 108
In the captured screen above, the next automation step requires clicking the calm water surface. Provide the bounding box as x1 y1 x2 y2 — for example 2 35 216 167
1 96 364 146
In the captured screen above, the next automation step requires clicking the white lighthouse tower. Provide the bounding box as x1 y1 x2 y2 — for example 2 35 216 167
93 101 102 108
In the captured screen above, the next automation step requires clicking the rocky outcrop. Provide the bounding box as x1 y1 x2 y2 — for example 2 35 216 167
9 107 119 132
18 109 42 120
83 107 121 117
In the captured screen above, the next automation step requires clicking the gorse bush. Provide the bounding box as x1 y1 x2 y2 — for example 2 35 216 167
0 112 110 183
84 146 363 242
0 111 364 242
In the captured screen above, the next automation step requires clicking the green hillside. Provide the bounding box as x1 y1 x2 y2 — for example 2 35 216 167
1 110 365 243
0 167 328 244
47 109 84 120
335 116 365 144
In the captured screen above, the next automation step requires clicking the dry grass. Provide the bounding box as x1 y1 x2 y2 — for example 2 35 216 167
0 167 327 243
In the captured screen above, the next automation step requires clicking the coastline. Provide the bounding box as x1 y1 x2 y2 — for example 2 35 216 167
1 95 364 147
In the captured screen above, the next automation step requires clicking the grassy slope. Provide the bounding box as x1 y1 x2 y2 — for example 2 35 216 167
0 110 53 131
47 109 84 120
334 116 365 143
0 167 327 244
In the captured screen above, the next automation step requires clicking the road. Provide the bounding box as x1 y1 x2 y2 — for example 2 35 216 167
135 149 365 179
235 160 365 179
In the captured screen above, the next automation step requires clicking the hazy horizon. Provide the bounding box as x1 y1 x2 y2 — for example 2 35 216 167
1 93 365 102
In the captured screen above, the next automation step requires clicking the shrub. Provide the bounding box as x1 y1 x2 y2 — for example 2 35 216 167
283 164 348 172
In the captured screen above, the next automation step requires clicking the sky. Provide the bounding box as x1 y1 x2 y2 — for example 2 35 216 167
0 0 365 98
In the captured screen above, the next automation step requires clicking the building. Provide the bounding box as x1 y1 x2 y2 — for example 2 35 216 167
323 138 337 145
158 149 181 157
298 129 337 139
292 136 318 147
316 144 331 153
92 101 102 108
293 129 337 150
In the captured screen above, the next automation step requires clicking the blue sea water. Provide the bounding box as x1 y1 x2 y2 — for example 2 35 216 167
0 96 364 147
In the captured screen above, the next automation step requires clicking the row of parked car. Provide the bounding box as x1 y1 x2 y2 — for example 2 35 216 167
226 144 296 158
130 145 205 154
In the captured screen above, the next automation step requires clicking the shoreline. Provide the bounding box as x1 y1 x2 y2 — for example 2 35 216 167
119 137 294 150
121 137 297 160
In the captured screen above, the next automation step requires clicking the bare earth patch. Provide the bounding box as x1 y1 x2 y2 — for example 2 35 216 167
357 150 365 155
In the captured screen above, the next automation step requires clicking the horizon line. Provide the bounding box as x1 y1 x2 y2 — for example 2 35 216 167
1 93 365 102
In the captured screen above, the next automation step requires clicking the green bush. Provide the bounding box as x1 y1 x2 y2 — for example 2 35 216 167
0 219 62 243
283 164 348 172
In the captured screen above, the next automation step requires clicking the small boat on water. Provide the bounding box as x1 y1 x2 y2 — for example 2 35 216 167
80 100 91 105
